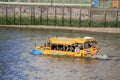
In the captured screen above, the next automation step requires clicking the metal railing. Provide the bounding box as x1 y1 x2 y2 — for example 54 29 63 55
0 0 92 7
0 0 120 8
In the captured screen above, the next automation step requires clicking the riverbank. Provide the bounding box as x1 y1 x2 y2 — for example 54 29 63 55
0 25 120 34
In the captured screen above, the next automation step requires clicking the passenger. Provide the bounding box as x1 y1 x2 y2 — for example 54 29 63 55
57 45 63 51
91 43 96 48
59 47 62 51
75 45 80 53
88 42 92 48
71 46 75 52
51 45 54 50
66 45 70 51
78 44 83 50
80 45 83 50
54 45 57 50
51 45 57 50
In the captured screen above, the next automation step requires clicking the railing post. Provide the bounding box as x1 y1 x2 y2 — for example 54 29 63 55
39 7 40 25
14 6 15 25
20 6 21 25
89 9 92 27
32 7 35 25
47 7 48 25
62 6 64 26
70 7 72 26
116 9 118 27
104 10 106 27
79 8 81 27
40 7 42 25
55 7 56 26
6 7 8 25
31 7 32 25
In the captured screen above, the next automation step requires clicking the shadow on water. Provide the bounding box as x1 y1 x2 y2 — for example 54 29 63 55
33 54 98 64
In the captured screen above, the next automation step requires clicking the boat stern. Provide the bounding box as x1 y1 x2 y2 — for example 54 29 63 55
32 49 44 55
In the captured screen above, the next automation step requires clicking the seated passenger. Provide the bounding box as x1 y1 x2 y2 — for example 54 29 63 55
66 45 70 51
75 45 80 53
71 46 75 52
51 45 57 50
91 43 96 48
80 46 83 50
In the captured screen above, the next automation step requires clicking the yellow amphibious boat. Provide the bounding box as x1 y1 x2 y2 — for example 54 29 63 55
32 37 100 58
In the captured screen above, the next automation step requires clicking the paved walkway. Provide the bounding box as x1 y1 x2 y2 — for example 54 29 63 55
0 25 120 34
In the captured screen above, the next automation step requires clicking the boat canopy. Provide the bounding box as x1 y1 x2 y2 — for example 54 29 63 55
75 37 97 43
49 37 97 45
49 37 75 45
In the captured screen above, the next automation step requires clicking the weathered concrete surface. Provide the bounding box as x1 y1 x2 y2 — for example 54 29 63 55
0 25 120 33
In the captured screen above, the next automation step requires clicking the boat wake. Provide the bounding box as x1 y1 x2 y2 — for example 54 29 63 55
93 54 120 60
106 56 120 60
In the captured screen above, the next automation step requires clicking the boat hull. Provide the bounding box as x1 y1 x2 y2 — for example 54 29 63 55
32 49 89 57
32 49 107 59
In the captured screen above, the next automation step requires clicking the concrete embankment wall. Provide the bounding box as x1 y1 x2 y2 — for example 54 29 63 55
0 5 120 27
0 4 120 33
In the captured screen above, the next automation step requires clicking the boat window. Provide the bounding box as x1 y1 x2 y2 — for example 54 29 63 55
65 45 70 51
51 44 81 52
57 45 64 51
84 41 97 49
51 44 64 51
84 42 90 49
77 43 83 50
71 45 75 52
51 44 57 50
65 45 74 52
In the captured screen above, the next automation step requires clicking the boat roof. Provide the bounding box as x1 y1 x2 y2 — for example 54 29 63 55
75 37 96 43
49 37 97 45
49 37 75 45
